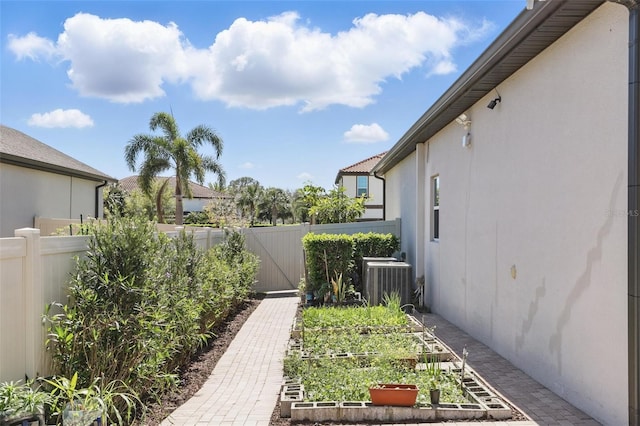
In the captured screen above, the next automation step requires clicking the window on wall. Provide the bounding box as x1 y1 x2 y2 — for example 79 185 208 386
432 175 440 240
357 175 369 197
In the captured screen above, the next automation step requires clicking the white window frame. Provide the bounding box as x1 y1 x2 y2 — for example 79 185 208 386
356 175 369 198
431 175 440 241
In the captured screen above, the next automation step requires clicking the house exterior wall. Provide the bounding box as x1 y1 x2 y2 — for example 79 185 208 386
384 4 628 425
183 198 209 213
0 163 104 237
385 151 418 275
339 174 384 220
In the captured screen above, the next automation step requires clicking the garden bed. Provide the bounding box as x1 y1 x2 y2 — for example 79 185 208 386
280 299 512 423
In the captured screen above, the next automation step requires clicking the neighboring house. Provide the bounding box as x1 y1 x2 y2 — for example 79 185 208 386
0 125 117 237
373 2 638 425
335 152 387 221
119 175 228 214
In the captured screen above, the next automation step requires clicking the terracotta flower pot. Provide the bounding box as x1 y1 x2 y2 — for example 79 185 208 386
369 383 419 407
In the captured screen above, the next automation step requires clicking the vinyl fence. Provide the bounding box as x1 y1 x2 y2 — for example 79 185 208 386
0 219 400 383
245 219 401 292
0 226 224 384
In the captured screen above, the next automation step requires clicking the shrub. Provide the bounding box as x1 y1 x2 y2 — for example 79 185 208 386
302 233 354 295
302 232 400 295
45 217 258 413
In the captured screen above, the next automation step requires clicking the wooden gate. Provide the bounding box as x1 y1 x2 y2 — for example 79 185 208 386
243 219 401 292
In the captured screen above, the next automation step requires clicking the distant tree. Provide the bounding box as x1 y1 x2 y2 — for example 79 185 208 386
228 177 259 194
259 187 290 226
229 177 263 226
295 183 326 224
204 196 242 228
103 183 126 218
124 112 226 225
310 186 365 224
124 181 175 222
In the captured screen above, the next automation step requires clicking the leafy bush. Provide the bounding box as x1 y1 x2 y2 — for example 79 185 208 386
302 233 354 294
0 380 49 421
302 232 400 295
184 211 209 225
45 217 258 412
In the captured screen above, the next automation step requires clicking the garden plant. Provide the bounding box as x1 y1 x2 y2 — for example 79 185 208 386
44 215 259 424
285 294 466 406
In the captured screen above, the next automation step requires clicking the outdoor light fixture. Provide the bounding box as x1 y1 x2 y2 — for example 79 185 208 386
487 96 501 109
455 113 471 129
455 113 472 148
462 132 472 148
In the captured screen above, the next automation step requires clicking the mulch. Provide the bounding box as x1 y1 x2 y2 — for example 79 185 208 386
135 294 264 425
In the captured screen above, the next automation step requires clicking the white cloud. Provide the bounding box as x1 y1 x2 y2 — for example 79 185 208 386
8 11 488 109
7 32 56 61
344 123 389 143
239 162 255 169
297 172 314 181
28 109 94 128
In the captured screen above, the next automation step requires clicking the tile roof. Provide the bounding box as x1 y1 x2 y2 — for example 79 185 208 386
0 125 116 182
335 152 387 183
119 175 227 199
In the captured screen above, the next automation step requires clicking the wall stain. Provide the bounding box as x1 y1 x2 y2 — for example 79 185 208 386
548 172 623 375
515 278 547 351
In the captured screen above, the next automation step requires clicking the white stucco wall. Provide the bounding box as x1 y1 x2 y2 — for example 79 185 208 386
385 4 628 425
385 151 418 275
339 174 384 220
0 163 103 237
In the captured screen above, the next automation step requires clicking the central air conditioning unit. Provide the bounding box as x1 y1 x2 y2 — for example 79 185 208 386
361 257 398 291
365 261 412 306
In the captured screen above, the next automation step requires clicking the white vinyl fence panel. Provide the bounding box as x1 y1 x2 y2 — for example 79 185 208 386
0 219 400 382
0 227 223 383
244 219 401 292
0 230 89 382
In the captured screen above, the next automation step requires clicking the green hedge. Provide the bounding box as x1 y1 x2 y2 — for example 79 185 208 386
302 232 400 294
302 233 354 294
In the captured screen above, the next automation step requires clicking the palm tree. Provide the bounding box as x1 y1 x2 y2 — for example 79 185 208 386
259 187 290 226
238 181 263 226
125 112 225 225
227 177 262 226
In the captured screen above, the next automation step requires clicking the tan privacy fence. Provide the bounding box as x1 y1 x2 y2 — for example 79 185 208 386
245 219 401 292
0 219 400 383
0 229 90 383
0 226 224 383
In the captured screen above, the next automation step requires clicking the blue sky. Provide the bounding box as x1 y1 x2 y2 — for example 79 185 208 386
1 1 524 191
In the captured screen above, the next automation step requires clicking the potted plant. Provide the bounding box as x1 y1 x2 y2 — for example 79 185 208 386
0 380 49 425
425 355 443 406
44 373 139 426
369 383 419 407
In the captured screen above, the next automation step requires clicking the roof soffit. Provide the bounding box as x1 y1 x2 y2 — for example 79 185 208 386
374 0 606 174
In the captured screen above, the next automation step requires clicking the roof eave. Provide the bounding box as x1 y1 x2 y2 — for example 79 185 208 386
1 154 117 183
373 0 605 175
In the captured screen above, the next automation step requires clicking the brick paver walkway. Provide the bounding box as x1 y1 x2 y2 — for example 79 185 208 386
160 292 299 426
416 313 601 426
159 293 601 426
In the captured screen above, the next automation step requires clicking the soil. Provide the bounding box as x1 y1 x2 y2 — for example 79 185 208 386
138 294 527 426
136 294 264 426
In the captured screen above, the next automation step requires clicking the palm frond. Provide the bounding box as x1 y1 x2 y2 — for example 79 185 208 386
187 125 223 158
149 112 179 142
